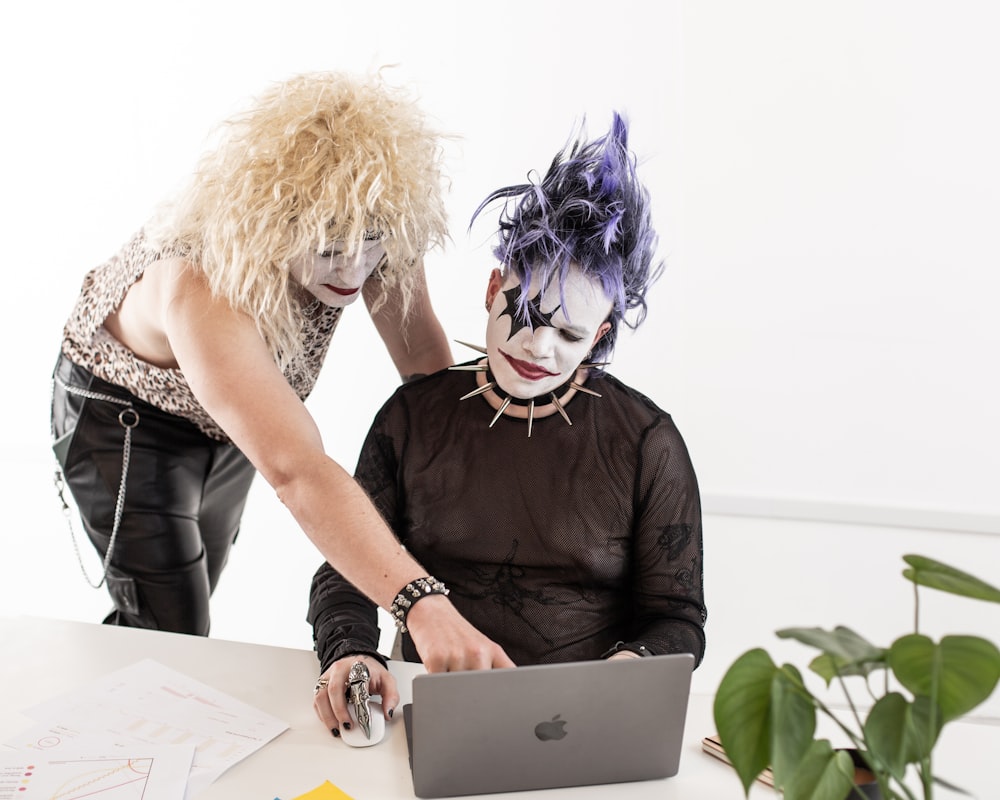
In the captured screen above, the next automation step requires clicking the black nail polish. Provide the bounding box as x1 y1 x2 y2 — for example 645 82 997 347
343 721 352 730
388 708 394 719
331 728 340 738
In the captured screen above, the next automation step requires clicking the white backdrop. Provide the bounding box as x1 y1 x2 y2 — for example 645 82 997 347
1 2 998 655
676 2 1000 527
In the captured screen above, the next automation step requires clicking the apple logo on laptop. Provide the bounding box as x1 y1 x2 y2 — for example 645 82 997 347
534 714 568 741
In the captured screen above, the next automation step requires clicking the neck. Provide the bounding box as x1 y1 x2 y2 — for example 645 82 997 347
474 361 590 421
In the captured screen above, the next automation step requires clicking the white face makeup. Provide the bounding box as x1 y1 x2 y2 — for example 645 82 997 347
485 264 613 399
289 239 385 307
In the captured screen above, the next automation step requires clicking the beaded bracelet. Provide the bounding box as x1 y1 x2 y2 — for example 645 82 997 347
389 576 450 633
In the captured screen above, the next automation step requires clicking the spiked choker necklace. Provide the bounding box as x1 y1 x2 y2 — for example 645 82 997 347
484 367 575 407
448 341 604 437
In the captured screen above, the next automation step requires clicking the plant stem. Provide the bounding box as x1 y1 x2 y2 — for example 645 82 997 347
919 755 933 799
810 694 864 750
835 672 865 731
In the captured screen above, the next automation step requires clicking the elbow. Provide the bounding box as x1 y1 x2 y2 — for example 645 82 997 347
264 453 328 515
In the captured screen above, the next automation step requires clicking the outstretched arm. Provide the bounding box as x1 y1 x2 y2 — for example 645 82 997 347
161 259 512 671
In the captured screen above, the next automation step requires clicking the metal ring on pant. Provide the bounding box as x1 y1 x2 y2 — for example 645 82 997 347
52 373 138 590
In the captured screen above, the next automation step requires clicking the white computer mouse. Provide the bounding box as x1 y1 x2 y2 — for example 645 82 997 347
340 699 386 747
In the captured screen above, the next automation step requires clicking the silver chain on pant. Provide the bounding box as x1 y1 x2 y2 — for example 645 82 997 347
52 375 139 589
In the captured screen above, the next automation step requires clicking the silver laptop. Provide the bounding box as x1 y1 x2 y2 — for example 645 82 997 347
403 653 695 798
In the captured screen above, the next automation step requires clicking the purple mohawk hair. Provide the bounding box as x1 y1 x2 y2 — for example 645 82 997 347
470 112 663 362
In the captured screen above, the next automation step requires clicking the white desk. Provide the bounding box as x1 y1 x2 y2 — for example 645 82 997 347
1 617 992 799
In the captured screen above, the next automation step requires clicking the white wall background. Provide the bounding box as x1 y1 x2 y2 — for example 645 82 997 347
677 2 1000 528
2 1 998 719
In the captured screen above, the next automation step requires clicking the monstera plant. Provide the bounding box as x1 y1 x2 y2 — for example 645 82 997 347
713 555 1000 800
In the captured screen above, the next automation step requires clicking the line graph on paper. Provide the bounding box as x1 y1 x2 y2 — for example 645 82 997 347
39 757 151 799
0 750 192 800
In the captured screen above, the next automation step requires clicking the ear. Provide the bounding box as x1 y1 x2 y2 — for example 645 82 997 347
591 321 612 348
485 268 504 311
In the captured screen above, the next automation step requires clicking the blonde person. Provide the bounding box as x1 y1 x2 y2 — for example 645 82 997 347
51 71 513 672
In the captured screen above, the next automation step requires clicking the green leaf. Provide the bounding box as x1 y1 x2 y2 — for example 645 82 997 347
714 649 779 794
780 741 856 800
777 626 887 685
906 695 944 760
863 692 940 779
770 665 817 786
902 554 1000 603
807 652 884 684
889 634 1000 722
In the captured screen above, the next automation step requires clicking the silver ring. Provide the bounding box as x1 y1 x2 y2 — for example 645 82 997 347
347 661 370 687
313 677 329 696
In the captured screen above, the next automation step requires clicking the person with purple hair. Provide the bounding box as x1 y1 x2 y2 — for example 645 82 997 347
308 114 706 738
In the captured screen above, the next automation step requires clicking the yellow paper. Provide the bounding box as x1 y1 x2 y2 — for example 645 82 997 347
291 779 355 800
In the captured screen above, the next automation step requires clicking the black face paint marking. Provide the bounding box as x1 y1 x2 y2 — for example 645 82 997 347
498 284 561 343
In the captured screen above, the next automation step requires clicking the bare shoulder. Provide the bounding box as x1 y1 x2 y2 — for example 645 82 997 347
161 258 264 356
160 257 249 333
158 256 213 307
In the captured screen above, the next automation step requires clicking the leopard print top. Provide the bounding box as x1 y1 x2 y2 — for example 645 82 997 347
60 230 343 442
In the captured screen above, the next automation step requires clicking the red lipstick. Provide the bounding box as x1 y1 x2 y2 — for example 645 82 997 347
502 352 557 381
323 284 358 296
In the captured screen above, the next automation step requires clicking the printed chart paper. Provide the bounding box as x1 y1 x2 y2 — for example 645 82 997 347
0 745 194 800
8 659 288 796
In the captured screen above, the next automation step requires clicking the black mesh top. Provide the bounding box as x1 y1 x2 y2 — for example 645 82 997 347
308 364 706 671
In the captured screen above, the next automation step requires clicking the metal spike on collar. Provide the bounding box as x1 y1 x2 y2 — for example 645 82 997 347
550 393 572 426
569 381 602 398
459 381 495 401
454 340 489 354
489 396 512 428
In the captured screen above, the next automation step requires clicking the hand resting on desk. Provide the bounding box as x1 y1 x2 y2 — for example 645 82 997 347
314 654 398 737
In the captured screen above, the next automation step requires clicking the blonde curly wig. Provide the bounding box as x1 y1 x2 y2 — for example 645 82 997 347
146 70 449 366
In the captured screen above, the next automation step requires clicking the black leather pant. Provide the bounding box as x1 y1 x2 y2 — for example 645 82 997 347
51 354 257 635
